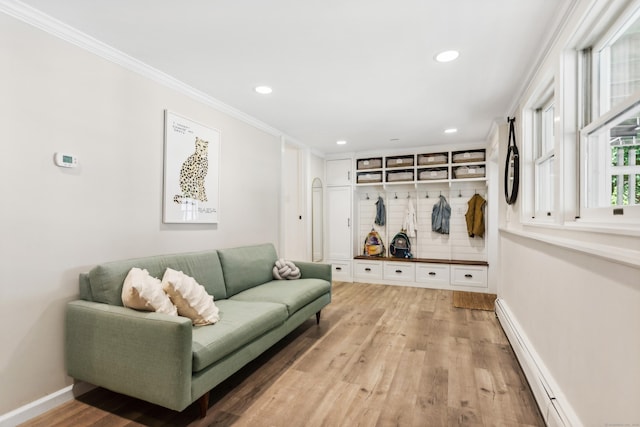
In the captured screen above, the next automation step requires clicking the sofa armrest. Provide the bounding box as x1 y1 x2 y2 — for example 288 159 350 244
65 300 194 411
295 261 332 283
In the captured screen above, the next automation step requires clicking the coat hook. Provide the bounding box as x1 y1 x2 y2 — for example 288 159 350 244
395 192 398 199
407 193 411 199
425 191 429 198
366 193 370 200
459 189 462 198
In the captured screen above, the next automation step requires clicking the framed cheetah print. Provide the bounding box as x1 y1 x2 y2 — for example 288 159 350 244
163 111 220 223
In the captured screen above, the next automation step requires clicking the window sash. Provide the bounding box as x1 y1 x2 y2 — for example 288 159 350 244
533 97 555 219
580 94 640 219
594 7 640 117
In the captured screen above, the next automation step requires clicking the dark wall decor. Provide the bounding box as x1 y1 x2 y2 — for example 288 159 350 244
504 117 520 205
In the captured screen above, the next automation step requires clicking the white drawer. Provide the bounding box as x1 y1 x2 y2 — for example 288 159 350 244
331 261 352 281
451 265 487 288
354 260 383 279
383 262 415 282
415 263 450 285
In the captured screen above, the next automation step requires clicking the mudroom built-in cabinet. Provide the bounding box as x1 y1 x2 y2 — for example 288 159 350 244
324 158 353 281
325 145 493 293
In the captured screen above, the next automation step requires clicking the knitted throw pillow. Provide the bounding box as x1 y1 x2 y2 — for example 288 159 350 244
272 259 301 280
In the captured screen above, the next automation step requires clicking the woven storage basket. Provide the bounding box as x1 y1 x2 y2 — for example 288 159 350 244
454 166 485 179
418 153 448 165
418 169 448 180
452 151 485 163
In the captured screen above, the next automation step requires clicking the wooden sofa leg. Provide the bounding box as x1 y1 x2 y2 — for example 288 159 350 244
316 310 321 325
198 391 210 418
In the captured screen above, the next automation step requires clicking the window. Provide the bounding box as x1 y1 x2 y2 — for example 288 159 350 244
522 79 555 222
580 6 640 221
582 99 640 217
534 99 555 217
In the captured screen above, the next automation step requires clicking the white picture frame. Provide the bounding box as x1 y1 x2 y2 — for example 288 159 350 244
163 110 220 224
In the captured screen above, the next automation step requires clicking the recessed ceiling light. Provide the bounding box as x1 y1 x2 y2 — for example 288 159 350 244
336 140 347 145
444 128 458 134
254 86 273 94
435 50 459 63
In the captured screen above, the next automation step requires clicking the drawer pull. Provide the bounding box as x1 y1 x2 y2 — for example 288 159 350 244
336 267 342 271
428 272 436 276
365 268 371 272
395 269 403 273
464 274 473 278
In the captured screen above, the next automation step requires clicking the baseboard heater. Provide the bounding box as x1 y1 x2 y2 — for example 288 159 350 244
495 298 581 427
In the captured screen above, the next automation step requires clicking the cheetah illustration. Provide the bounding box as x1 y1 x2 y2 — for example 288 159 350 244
174 137 208 204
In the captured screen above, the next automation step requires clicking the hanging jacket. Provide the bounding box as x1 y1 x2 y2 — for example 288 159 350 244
465 194 486 237
431 195 451 235
375 196 386 226
402 197 417 237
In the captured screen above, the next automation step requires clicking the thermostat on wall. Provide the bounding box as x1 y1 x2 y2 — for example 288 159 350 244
54 152 78 168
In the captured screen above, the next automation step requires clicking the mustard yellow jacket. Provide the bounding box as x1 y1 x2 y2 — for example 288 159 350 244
465 194 486 238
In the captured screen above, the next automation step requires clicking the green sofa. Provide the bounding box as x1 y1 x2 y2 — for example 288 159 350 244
65 243 331 416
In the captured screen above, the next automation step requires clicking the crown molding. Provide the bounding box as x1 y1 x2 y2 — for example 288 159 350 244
0 0 305 143
506 0 582 116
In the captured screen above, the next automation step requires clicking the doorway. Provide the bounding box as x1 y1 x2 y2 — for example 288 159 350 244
282 143 307 259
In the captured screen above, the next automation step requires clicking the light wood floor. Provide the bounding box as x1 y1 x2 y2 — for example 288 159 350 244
22 282 544 427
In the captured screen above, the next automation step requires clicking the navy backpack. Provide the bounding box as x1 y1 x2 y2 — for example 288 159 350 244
389 229 412 259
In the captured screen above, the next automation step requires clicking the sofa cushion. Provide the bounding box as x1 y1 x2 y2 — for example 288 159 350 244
162 268 220 325
229 278 330 316
122 268 178 316
217 243 278 297
88 250 227 306
191 299 287 372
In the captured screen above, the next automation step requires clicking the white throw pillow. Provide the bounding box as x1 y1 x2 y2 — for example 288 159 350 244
162 268 220 326
121 268 178 316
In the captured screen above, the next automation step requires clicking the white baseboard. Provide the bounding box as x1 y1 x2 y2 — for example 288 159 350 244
0 382 94 427
495 298 582 427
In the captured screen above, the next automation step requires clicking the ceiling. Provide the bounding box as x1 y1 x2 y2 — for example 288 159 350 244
19 0 570 154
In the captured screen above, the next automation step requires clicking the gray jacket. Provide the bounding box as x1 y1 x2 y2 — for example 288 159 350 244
375 196 386 226
431 195 451 234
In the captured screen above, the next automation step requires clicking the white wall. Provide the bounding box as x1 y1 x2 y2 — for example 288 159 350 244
499 233 640 424
497 0 640 424
0 13 282 415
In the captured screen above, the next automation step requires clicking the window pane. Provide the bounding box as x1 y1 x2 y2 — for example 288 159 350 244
605 15 640 111
611 174 640 205
585 101 640 208
541 103 555 154
533 98 555 217
535 157 554 215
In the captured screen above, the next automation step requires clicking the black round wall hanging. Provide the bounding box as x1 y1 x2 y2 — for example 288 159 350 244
504 117 520 205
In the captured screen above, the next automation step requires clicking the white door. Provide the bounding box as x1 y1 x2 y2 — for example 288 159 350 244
326 186 352 259
282 144 306 260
